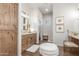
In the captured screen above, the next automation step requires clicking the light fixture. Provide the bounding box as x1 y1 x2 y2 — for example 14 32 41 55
45 8 48 12
31 28 35 32
69 9 79 19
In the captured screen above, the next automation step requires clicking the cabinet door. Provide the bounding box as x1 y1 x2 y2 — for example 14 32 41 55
22 35 29 51
9 3 18 26
0 4 18 56
9 31 17 56
29 34 37 46
0 31 17 56
0 3 18 30
0 31 10 56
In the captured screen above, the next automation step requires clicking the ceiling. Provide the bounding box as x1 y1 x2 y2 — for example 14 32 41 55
28 3 53 15
38 3 53 15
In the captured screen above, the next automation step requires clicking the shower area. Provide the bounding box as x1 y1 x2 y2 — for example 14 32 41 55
38 3 53 43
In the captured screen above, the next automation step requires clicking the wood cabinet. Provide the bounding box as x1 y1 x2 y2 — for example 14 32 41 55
0 30 17 56
22 33 37 52
0 3 18 26
69 34 79 45
0 4 18 56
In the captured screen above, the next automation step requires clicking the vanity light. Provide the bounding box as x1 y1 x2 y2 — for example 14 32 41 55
70 9 79 19
30 28 35 32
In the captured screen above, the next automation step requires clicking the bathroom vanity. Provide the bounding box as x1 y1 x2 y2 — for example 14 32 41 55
69 33 79 45
22 33 37 53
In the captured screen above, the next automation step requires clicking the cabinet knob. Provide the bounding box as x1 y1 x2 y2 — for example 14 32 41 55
30 38 32 40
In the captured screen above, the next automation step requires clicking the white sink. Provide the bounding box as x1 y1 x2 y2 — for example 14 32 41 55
22 32 36 35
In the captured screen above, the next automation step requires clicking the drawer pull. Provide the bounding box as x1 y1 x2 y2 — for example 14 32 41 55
30 38 32 40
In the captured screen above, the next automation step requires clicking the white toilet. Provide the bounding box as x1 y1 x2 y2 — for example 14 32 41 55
39 43 59 56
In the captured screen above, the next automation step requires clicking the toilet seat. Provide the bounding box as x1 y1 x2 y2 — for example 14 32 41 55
40 43 58 51
39 43 59 56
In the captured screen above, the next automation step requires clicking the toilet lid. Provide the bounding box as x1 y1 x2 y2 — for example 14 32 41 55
40 43 58 51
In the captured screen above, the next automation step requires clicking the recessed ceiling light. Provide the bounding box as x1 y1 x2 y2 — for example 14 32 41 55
45 8 48 12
